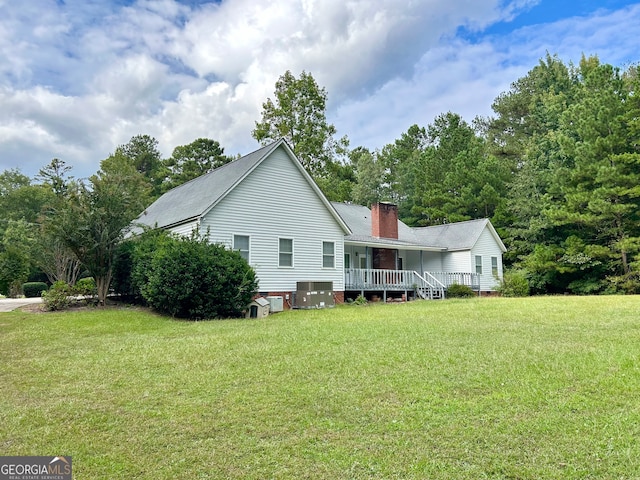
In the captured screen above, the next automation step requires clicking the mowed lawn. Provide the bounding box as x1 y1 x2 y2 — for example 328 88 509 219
1 297 639 479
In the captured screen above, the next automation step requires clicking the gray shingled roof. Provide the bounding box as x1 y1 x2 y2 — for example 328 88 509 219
331 202 429 248
134 139 351 234
332 202 505 252
134 141 279 230
412 219 491 250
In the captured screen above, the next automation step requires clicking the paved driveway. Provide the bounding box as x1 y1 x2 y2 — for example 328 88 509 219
0 297 43 312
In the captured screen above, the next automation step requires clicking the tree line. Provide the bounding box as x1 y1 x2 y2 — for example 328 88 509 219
1 53 638 299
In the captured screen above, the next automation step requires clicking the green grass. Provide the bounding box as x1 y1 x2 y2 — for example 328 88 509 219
1 297 639 479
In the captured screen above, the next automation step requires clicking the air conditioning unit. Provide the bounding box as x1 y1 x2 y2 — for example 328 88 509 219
266 296 284 313
294 281 334 309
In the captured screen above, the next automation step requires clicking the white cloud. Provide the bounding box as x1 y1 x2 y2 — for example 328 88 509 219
0 0 638 179
334 3 640 151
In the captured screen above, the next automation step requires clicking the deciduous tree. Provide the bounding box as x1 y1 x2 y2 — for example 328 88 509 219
45 155 149 305
253 70 348 180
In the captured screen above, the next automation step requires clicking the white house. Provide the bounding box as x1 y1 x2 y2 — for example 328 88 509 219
333 202 506 299
134 139 506 306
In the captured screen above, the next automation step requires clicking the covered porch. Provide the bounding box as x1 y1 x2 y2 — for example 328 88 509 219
344 268 480 301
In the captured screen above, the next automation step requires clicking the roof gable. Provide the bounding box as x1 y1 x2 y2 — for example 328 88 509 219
135 139 350 234
413 218 506 252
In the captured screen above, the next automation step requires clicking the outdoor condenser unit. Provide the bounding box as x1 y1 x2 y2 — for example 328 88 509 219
294 281 334 309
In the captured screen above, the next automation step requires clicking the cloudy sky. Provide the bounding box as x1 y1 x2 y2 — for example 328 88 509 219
1 0 638 179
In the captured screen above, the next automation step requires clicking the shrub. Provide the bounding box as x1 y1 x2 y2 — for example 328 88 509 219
112 239 137 299
113 229 174 302
41 281 74 311
606 272 640 295
446 283 476 298
348 294 368 306
23 282 49 298
140 236 258 319
74 277 97 297
0 248 30 297
497 270 530 297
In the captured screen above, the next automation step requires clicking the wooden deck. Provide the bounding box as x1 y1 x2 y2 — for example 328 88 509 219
344 268 480 300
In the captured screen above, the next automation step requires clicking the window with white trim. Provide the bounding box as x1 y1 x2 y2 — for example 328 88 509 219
279 238 293 267
491 256 498 276
475 255 483 275
323 241 335 268
234 235 250 262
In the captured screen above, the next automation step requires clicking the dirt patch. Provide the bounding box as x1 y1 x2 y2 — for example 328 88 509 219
16 299 144 314
17 303 47 313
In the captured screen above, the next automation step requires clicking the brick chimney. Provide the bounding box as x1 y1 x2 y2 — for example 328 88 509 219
371 202 398 239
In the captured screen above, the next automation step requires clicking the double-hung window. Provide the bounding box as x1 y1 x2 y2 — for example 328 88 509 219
475 255 483 275
279 238 293 267
491 256 498 276
323 241 335 268
233 235 250 262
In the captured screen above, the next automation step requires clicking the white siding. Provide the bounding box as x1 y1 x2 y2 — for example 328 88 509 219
471 227 504 291
344 245 369 268
169 220 200 237
402 250 443 272
443 250 471 273
403 250 420 271
200 146 345 292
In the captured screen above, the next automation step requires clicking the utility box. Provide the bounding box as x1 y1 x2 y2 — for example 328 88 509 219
246 297 270 319
294 281 334 309
266 295 284 313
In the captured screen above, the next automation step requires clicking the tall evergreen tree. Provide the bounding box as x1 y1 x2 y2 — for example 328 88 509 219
409 113 509 226
116 134 165 198
544 57 640 292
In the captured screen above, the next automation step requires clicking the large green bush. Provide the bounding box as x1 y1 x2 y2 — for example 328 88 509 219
113 229 174 302
139 235 258 319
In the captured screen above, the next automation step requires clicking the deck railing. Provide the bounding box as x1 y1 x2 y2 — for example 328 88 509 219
344 268 416 290
428 272 480 290
344 269 480 291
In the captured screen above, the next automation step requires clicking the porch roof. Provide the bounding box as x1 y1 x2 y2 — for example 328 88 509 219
333 202 505 253
344 236 445 251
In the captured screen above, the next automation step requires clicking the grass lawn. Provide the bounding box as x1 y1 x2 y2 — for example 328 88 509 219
1 296 639 479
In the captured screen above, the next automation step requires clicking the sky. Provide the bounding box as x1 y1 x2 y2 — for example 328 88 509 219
0 0 639 180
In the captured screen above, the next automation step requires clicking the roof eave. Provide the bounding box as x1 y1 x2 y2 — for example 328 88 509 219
344 239 446 251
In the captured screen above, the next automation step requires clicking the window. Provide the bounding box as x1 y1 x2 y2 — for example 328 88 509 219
491 256 498 276
475 255 483 275
323 241 335 268
279 238 293 267
344 253 351 269
233 235 249 262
